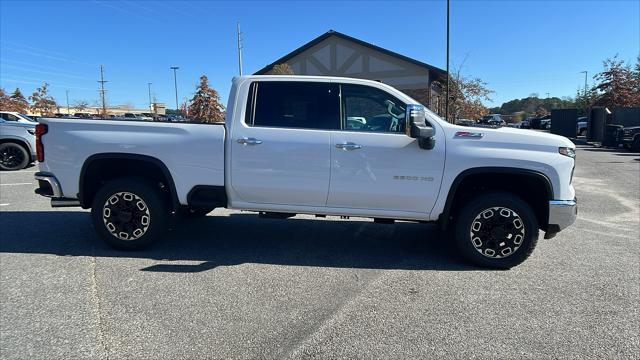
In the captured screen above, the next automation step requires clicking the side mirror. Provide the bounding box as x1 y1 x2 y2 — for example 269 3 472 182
405 104 436 150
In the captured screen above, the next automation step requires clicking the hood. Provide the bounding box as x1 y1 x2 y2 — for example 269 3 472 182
442 123 575 149
0 121 36 129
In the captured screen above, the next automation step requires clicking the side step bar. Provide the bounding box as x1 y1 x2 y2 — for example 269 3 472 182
51 198 81 207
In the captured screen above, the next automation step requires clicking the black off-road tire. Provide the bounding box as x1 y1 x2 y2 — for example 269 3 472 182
454 192 539 269
0 142 30 171
91 177 169 250
632 136 640 152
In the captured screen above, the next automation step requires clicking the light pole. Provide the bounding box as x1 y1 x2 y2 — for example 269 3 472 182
65 90 70 115
148 82 153 113
237 22 243 76
170 66 179 111
580 71 588 96
445 0 450 123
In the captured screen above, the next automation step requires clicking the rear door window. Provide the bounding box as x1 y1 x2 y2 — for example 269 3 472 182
248 81 339 130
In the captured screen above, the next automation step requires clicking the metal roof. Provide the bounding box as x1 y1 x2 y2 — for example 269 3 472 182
254 30 447 80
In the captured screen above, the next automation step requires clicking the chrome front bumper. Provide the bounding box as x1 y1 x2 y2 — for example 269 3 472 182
547 198 577 236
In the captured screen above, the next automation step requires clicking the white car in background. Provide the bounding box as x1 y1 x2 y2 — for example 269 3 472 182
0 111 38 125
0 118 37 170
122 113 153 121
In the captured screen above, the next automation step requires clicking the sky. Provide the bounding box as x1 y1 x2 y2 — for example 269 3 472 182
0 0 638 110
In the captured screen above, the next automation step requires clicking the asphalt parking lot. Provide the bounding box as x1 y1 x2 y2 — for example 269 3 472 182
1 144 638 359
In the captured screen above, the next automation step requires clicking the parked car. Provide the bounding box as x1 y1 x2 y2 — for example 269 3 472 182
455 118 476 127
480 114 506 126
33 75 577 269
74 113 92 119
540 118 551 130
0 111 38 125
122 113 153 121
0 118 36 170
507 122 522 128
617 126 640 151
521 119 531 129
577 117 588 137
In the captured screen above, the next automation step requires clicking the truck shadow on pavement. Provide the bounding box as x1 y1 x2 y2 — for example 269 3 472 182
0 211 484 272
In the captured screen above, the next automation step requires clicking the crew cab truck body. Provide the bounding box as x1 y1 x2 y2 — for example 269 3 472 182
34 75 577 268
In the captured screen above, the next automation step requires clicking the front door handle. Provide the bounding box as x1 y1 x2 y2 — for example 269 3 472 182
335 142 362 151
237 137 263 145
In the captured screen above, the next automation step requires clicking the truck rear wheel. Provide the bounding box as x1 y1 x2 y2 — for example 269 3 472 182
454 192 539 269
91 177 169 250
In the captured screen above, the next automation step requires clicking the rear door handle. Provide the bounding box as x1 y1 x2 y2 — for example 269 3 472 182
335 142 362 151
237 137 263 145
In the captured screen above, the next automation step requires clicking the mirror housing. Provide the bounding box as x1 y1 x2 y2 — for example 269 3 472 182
405 104 436 150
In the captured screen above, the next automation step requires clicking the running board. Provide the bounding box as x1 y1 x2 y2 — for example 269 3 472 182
51 198 81 207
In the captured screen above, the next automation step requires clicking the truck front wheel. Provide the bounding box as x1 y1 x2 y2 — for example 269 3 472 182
91 177 169 250
454 192 539 269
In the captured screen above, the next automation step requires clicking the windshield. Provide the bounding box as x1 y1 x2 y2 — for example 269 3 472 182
19 114 37 122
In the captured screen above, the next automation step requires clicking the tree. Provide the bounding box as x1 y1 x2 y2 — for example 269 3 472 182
0 88 11 111
574 88 596 116
535 106 549 117
448 67 493 121
272 63 294 75
29 82 57 116
591 55 640 108
73 100 89 113
188 75 225 123
9 88 29 113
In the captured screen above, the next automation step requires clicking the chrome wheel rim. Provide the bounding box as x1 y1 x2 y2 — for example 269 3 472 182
0 145 25 169
102 192 151 240
469 207 525 259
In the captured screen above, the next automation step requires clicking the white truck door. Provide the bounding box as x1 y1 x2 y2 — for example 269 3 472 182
230 80 339 207
327 83 445 214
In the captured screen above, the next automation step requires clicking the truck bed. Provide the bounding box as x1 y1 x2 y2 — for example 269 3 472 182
38 118 226 204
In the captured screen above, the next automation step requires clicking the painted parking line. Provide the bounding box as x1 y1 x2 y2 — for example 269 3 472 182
0 203 9 206
0 182 33 186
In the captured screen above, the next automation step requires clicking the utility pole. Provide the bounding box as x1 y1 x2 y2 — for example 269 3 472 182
98 65 108 117
580 71 588 96
445 0 450 123
148 82 153 113
237 22 243 76
65 90 70 115
170 66 179 111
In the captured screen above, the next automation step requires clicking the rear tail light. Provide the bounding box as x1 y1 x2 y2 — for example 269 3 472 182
35 123 48 162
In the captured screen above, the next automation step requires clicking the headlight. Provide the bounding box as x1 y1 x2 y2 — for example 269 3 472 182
559 147 576 158
27 128 36 135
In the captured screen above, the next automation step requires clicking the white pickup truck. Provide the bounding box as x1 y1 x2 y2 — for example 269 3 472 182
34 76 577 268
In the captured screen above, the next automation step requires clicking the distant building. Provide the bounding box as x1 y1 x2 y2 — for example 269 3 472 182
255 30 447 114
53 103 166 116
